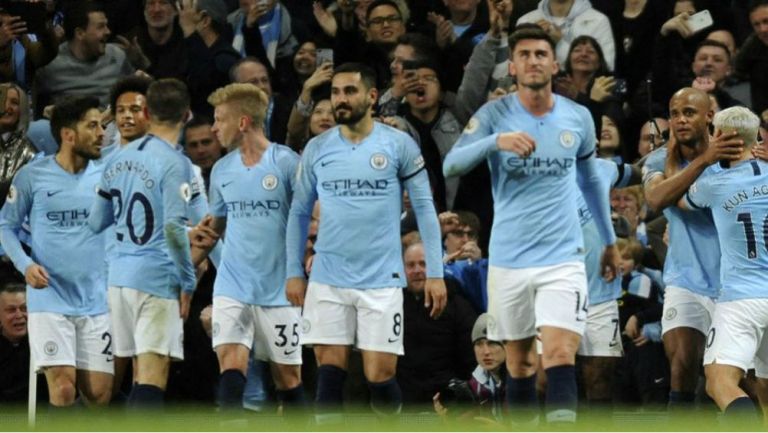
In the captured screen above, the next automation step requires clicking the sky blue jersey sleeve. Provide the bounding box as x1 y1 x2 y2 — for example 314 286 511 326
442 105 499 178
162 158 196 293
575 109 615 246
615 163 633 188
684 177 711 210
0 167 34 273
399 138 443 279
89 172 115 234
285 141 318 279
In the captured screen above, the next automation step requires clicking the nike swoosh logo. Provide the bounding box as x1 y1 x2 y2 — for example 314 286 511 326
283 349 298 356
222 181 234 188
321 160 335 167
47 191 62 197
387 337 400 343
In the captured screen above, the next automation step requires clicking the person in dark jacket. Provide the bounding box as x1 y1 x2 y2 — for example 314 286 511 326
397 241 477 408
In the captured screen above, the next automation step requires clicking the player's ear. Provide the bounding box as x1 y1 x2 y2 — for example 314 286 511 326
60 127 75 146
142 105 151 122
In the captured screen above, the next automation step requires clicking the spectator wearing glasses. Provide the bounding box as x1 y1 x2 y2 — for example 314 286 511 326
333 0 407 90
441 211 488 314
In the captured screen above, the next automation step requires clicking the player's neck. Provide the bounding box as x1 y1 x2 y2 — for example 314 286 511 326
55 150 88 174
340 115 375 143
239 131 270 166
736 145 756 163
517 87 555 117
148 123 182 147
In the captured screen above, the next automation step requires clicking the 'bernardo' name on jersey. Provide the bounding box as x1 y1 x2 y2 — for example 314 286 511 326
102 159 157 190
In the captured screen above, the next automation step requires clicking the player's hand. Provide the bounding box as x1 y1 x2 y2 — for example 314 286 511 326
189 215 219 249
25 263 49 289
433 392 448 416
424 278 447 318
304 254 314 276
179 291 192 321
600 244 620 282
496 132 536 157
286 277 307 307
699 129 743 165
624 314 640 339
632 334 649 346
199 304 213 338
752 143 768 161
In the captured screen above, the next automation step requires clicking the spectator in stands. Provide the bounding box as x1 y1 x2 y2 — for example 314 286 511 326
517 0 616 70
426 0 489 92
706 29 751 108
397 241 477 406
433 313 506 420
286 82 335 151
0 5 58 89
229 0 298 69
689 39 745 108
735 0 768 114
278 40 321 101
0 283 46 403
334 0 406 89
441 211 488 314
378 33 436 117
138 0 188 80
184 115 225 190
636 117 669 157
0 83 35 210
177 0 240 117
285 60 332 150
34 1 134 111
615 238 668 408
230 57 291 143
598 115 624 163
611 185 648 244
556 35 623 135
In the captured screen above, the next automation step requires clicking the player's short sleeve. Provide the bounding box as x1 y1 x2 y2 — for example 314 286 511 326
208 163 226 218
397 136 426 180
642 148 666 186
685 177 711 210
576 105 597 160
0 166 33 227
161 154 192 222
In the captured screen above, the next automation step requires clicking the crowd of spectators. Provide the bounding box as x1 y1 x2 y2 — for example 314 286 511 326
0 0 767 416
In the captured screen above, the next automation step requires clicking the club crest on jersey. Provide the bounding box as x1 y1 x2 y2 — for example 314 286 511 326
6 184 16 204
559 130 576 148
44 341 58 356
370 153 388 170
262 174 278 190
180 182 191 202
302 318 311 334
464 117 479 134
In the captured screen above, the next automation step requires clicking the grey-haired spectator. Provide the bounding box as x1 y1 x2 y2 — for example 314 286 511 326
177 0 240 117
230 57 291 143
34 1 134 113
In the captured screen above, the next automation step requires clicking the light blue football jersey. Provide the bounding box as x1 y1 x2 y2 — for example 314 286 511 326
643 147 720 297
442 93 616 269
286 123 443 288
0 156 107 315
686 159 768 302
209 144 298 306
579 159 632 305
89 134 196 298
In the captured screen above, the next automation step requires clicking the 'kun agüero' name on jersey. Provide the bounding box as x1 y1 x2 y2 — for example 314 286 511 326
721 184 768 213
321 178 389 197
504 156 575 178
102 159 157 189
225 199 281 218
